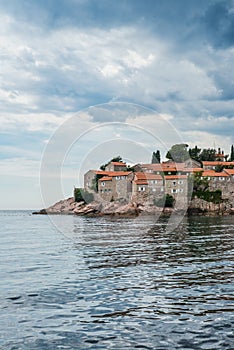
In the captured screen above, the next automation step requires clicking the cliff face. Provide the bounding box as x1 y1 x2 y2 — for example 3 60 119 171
33 196 233 216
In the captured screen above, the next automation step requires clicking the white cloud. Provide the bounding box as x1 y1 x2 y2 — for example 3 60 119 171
0 113 69 132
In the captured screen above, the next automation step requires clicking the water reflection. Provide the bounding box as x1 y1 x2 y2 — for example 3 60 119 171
1 213 233 349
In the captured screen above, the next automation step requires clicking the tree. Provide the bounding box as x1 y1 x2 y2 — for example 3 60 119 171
230 145 234 161
151 150 161 163
166 144 189 163
189 145 201 161
215 164 224 172
100 156 123 170
189 172 209 193
199 148 216 161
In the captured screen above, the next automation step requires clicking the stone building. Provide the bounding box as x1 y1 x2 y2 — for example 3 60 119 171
201 170 233 202
105 161 127 172
202 161 234 170
132 172 164 203
98 171 133 202
164 175 189 209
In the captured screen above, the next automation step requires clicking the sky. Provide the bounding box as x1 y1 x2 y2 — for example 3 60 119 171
0 0 234 209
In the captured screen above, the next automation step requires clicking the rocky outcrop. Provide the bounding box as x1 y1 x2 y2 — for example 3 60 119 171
188 198 233 215
33 196 233 216
33 197 85 215
33 198 164 216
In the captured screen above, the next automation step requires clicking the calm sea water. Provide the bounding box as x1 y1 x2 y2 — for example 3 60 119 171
0 211 233 350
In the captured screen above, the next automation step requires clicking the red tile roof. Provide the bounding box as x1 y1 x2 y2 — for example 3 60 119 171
202 161 234 166
99 176 112 181
110 161 126 166
201 171 228 177
140 164 163 171
135 180 148 185
93 170 132 176
134 172 162 180
164 175 188 180
224 169 234 175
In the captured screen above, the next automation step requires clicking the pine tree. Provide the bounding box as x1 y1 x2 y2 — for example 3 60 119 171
230 145 234 161
152 150 161 163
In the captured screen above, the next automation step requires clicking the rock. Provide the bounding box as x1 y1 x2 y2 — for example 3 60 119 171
188 198 231 215
33 195 233 217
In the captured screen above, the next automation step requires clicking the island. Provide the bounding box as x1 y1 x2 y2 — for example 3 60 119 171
34 144 234 216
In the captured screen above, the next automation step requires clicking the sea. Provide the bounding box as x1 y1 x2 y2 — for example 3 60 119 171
0 210 233 350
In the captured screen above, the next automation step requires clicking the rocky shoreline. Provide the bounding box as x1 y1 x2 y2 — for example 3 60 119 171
33 197 234 217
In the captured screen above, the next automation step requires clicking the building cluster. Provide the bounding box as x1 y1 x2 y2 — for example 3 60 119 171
84 157 234 208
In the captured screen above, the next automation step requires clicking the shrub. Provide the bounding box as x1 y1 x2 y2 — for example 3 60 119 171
154 194 175 208
74 188 94 203
193 189 222 204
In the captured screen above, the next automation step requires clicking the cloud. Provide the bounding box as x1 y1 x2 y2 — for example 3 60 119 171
0 0 233 209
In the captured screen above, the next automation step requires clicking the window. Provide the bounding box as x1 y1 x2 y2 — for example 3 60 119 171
152 188 156 192
101 182 105 186
179 189 183 193
116 176 121 180
178 180 183 185
161 187 164 192
219 177 225 181
173 181 176 186
138 186 146 192
171 189 177 193
150 180 157 184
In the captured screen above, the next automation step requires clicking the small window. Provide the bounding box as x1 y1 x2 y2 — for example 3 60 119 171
173 181 176 186
101 182 105 186
116 176 121 180
138 186 146 192
179 189 183 193
178 180 183 185
171 189 177 193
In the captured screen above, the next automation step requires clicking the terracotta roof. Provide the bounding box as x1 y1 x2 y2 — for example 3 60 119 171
202 161 234 166
140 164 163 171
224 168 234 175
98 176 112 181
164 175 188 180
201 171 228 177
183 168 203 173
93 170 132 176
136 162 202 173
110 161 126 166
135 180 148 185
134 172 162 180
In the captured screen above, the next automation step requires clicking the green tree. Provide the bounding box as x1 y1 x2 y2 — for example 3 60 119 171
166 144 189 163
199 148 216 161
154 194 175 208
190 172 209 192
230 145 234 161
189 145 201 161
74 188 94 203
100 156 123 170
151 150 161 163
215 164 224 172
